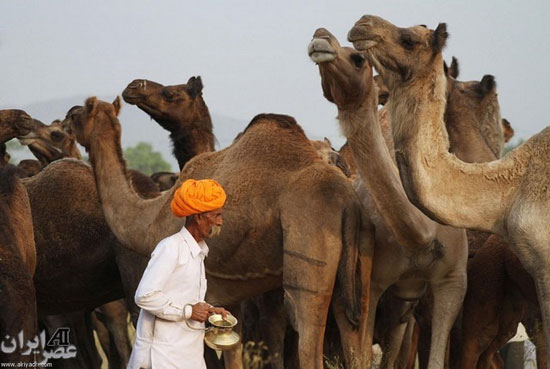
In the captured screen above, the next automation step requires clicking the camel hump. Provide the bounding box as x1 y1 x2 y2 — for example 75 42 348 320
243 113 306 137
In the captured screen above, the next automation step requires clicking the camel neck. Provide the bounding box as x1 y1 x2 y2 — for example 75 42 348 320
88 129 181 255
170 121 215 170
387 66 522 234
338 97 437 251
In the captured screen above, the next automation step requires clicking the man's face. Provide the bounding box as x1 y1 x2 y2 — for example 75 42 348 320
197 208 223 239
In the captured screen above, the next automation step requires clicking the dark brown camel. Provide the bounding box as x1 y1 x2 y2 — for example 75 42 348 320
0 165 37 364
0 109 36 143
0 143 10 165
122 76 215 170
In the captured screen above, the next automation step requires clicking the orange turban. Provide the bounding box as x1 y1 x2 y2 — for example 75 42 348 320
171 179 227 217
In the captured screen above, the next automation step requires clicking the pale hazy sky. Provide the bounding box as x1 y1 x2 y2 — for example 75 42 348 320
1 0 549 156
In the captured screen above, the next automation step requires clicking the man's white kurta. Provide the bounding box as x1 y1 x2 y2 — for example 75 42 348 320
127 226 209 369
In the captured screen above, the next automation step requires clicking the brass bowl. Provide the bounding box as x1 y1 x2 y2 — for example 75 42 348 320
204 314 240 351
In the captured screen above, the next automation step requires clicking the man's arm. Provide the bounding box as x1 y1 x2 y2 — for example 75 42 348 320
134 238 186 321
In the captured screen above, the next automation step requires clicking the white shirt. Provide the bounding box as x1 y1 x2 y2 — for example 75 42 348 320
127 226 209 369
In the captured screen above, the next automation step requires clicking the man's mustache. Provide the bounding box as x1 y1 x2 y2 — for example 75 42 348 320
209 225 222 237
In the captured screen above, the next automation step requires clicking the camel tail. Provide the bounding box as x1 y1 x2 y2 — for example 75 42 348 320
337 201 363 328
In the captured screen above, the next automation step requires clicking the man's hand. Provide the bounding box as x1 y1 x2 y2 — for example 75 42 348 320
208 306 230 320
190 302 211 323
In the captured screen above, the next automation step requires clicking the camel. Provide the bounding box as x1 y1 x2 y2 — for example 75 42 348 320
123 76 355 367
18 108 154 369
18 119 82 165
309 28 467 369
150 171 179 191
502 118 515 145
0 165 37 364
0 109 36 143
0 143 9 165
0 109 44 175
122 76 215 170
69 95 372 369
311 137 351 177
458 234 542 369
347 15 550 358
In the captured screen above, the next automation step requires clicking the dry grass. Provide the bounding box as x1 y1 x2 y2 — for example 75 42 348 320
243 341 278 369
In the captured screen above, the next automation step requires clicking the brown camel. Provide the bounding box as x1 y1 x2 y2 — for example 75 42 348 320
502 118 515 144
149 171 179 191
122 76 215 170
309 28 467 369
0 109 36 143
18 119 82 166
311 137 351 177
21 108 154 369
458 234 541 369
348 15 550 358
0 165 37 364
0 109 44 175
130 80 354 367
69 95 371 369
0 143 10 165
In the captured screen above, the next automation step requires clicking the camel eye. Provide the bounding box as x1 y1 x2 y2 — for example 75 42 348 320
50 130 65 142
400 34 415 50
350 53 365 68
162 90 176 100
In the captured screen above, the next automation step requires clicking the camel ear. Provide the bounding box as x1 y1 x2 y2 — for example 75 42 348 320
477 75 496 95
187 76 203 97
432 23 448 53
449 57 459 78
112 96 122 116
445 56 459 78
323 137 332 146
85 97 98 115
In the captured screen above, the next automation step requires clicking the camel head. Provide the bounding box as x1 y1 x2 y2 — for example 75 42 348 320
70 96 122 150
311 137 351 177
502 118 514 143
373 75 389 105
348 15 448 91
18 119 82 165
0 109 37 143
309 28 374 111
445 70 504 159
122 76 206 133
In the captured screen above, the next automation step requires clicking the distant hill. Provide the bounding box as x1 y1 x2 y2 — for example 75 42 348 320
5 95 246 171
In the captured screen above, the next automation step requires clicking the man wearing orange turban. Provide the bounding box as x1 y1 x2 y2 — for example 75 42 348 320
128 179 230 369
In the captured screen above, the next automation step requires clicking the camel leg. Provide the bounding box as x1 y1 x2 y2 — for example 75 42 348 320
283 286 332 369
396 315 418 369
525 317 547 369
427 273 466 369
333 252 373 368
533 271 550 366
282 246 341 369
381 300 416 369
363 286 384 368
223 303 243 369
476 290 525 369
96 299 132 368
